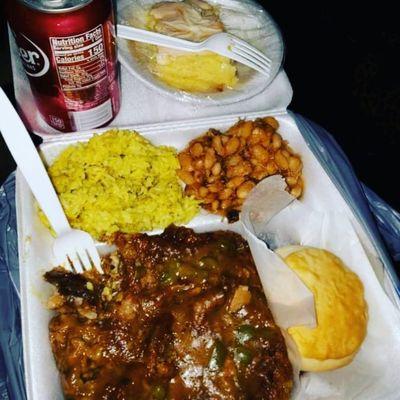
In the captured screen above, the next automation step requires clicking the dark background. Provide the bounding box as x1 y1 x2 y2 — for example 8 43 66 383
1 2 399 211
0 3 399 209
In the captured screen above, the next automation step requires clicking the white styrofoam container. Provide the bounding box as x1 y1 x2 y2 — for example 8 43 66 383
16 111 400 400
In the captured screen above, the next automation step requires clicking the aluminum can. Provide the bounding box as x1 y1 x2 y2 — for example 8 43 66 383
7 0 121 133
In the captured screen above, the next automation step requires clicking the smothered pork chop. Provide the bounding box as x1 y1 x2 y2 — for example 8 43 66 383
45 226 293 399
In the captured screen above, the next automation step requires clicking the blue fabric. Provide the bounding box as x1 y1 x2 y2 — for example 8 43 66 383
0 117 399 399
362 184 400 262
0 174 26 400
292 113 400 295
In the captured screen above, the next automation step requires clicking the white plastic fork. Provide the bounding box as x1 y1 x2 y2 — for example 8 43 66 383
117 24 271 76
0 88 102 274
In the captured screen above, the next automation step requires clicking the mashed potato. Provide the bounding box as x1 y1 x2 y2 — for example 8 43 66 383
42 130 199 238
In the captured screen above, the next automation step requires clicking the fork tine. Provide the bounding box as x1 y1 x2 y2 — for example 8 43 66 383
59 255 73 272
233 43 271 70
77 248 92 271
87 246 103 273
237 58 268 75
69 251 84 274
231 49 270 76
231 38 271 65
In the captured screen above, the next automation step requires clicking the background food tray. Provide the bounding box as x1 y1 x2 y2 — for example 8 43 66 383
12 111 400 399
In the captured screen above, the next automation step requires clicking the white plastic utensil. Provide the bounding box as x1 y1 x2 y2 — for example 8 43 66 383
0 88 102 274
117 24 271 76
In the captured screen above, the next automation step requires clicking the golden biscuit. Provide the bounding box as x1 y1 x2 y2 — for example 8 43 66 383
276 246 368 372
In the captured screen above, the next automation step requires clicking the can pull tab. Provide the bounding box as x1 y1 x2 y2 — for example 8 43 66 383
21 0 92 12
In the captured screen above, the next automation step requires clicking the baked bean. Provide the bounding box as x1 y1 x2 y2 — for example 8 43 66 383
204 148 216 169
178 117 304 218
274 150 289 170
233 197 244 207
225 137 240 155
178 153 193 171
251 145 269 162
208 183 221 193
248 133 261 146
297 177 304 187
211 162 222 176
212 136 224 156
184 186 196 196
190 142 203 157
237 120 253 138
282 150 291 159
266 161 278 175
219 188 233 200
227 162 252 178
207 175 217 184
289 156 302 173
226 123 240 136
237 181 255 199
227 176 245 188
262 123 275 135
211 200 220 211
264 116 279 129
178 170 195 185
203 194 216 204
285 176 298 187
199 186 209 197
290 185 302 198
252 127 264 136
272 133 282 149
251 167 269 181
259 132 271 148
226 154 243 167
220 199 231 210
250 158 260 167
194 158 204 169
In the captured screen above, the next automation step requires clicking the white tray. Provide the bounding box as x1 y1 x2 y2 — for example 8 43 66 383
16 111 400 400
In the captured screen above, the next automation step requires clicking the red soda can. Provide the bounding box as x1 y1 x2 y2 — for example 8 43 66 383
7 0 121 133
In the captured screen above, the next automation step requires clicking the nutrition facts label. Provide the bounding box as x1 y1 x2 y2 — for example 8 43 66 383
50 25 108 92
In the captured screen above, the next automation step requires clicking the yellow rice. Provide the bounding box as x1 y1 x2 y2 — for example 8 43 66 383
42 129 199 238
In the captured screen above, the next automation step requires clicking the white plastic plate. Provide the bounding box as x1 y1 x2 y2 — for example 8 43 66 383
117 0 284 105
16 111 400 400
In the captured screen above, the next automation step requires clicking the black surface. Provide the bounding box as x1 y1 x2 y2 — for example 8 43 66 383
0 4 399 206
267 2 400 212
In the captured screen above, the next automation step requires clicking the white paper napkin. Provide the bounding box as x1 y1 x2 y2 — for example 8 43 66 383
240 176 316 329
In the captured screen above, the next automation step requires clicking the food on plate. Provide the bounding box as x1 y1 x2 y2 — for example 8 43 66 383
177 117 304 221
40 130 199 238
45 225 293 399
129 0 238 93
276 245 368 372
148 0 224 40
